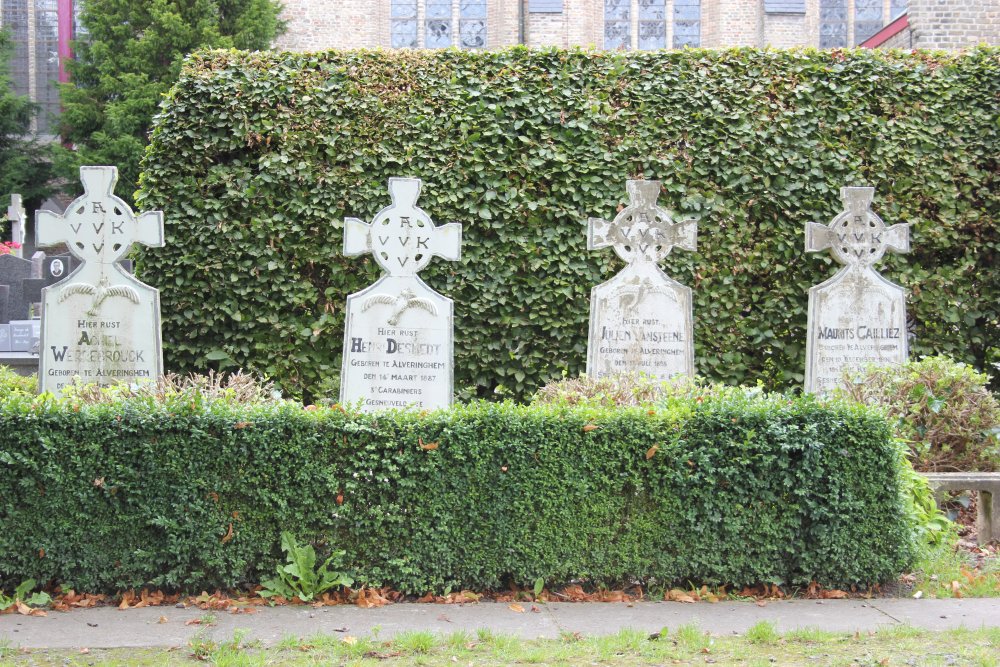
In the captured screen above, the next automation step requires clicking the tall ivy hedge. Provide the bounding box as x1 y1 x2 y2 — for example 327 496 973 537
0 384 916 593
138 47 1000 401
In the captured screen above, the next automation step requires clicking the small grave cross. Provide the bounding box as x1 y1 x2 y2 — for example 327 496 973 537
806 186 909 268
588 180 697 264
7 194 25 257
344 177 462 279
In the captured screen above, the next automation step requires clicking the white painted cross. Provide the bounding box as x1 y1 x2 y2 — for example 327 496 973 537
344 177 462 276
340 177 463 412
586 180 698 380
35 166 165 396
7 194 25 258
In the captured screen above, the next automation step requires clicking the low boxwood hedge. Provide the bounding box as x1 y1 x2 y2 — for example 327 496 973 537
0 378 917 594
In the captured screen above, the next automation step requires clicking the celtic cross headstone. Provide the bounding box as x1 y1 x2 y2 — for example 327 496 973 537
7 194 25 257
36 166 165 396
586 180 697 379
804 186 911 394
341 177 462 411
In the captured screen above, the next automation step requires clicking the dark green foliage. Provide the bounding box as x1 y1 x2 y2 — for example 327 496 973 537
0 382 917 594
0 30 55 213
59 0 285 203
137 47 1000 401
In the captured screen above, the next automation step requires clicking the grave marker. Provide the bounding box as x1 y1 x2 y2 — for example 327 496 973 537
586 180 697 379
7 194 25 257
36 166 165 396
804 186 911 394
340 177 462 411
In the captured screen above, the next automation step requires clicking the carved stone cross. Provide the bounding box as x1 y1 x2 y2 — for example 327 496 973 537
35 166 165 396
588 180 697 265
7 194 25 258
586 180 698 380
341 178 463 412
344 177 461 277
806 186 910 269
804 186 912 394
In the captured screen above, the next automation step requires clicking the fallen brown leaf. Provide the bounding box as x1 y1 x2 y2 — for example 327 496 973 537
16 601 46 617
509 603 525 613
221 523 234 544
645 445 659 460
582 424 599 432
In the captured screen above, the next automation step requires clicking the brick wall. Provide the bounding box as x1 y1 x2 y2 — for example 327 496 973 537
703 0 762 47
909 0 1000 49
271 0 996 52
273 0 388 50
760 0 819 47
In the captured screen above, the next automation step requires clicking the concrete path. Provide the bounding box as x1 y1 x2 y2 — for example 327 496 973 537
2 599 1000 649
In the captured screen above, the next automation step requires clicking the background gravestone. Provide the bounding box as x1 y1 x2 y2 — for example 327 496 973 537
7 194 25 257
586 180 697 379
804 186 911 394
36 166 165 396
340 177 462 412
0 285 8 351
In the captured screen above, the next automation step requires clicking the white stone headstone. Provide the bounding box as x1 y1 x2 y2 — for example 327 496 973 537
7 194 25 258
340 177 462 411
35 166 165 396
586 180 697 379
804 186 911 394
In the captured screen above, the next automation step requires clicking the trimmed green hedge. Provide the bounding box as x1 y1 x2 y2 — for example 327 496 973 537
0 382 917 593
138 47 1000 400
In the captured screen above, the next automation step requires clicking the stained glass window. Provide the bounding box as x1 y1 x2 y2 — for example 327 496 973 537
890 0 908 20
460 0 487 49
391 0 418 48
638 0 666 50
426 0 452 48
673 0 700 48
854 0 883 45
604 0 630 50
2 0 31 98
819 0 848 48
35 0 60 135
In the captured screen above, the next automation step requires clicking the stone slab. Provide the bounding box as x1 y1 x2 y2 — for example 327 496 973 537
0 253 35 322
9 319 39 352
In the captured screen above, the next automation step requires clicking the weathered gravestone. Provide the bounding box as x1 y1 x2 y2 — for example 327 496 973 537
586 180 697 379
36 166 165 396
804 186 911 394
7 194 25 257
341 177 462 411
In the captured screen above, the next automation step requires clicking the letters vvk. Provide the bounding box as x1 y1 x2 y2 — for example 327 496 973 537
36 167 165 396
804 186 912 394
340 178 463 412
